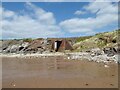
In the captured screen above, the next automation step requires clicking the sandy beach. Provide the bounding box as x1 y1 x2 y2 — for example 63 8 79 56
2 56 118 88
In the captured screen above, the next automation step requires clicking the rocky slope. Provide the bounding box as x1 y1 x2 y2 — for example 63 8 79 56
0 30 119 56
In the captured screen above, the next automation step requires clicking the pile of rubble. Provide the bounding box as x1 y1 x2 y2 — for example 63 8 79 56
1 39 52 54
66 47 119 63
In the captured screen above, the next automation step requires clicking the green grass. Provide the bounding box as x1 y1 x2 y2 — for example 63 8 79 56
97 41 107 48
23 38 33 42
76 36 92 43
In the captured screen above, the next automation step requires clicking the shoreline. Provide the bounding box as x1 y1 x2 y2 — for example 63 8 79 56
0 52 65 57
0 52 119 64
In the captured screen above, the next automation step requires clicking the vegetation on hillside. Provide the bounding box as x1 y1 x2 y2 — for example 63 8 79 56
76 36 92 43
23 38 33 42
73 30 119 52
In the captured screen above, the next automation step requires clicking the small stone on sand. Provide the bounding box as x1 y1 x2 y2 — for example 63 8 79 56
67 57 70 59
104 65 109 68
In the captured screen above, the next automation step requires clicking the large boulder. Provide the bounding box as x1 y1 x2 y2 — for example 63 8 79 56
103 47 118 56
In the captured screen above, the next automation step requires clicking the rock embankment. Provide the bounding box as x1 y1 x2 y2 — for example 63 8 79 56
66 48 119 63
1 47 119 64
1 39 52 54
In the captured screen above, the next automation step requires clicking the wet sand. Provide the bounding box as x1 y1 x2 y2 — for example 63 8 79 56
2 56 118 88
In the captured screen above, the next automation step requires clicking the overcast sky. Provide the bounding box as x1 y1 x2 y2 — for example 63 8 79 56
1 2 118 39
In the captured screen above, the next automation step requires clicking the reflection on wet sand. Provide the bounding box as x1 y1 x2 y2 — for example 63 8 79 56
2 56 118 88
